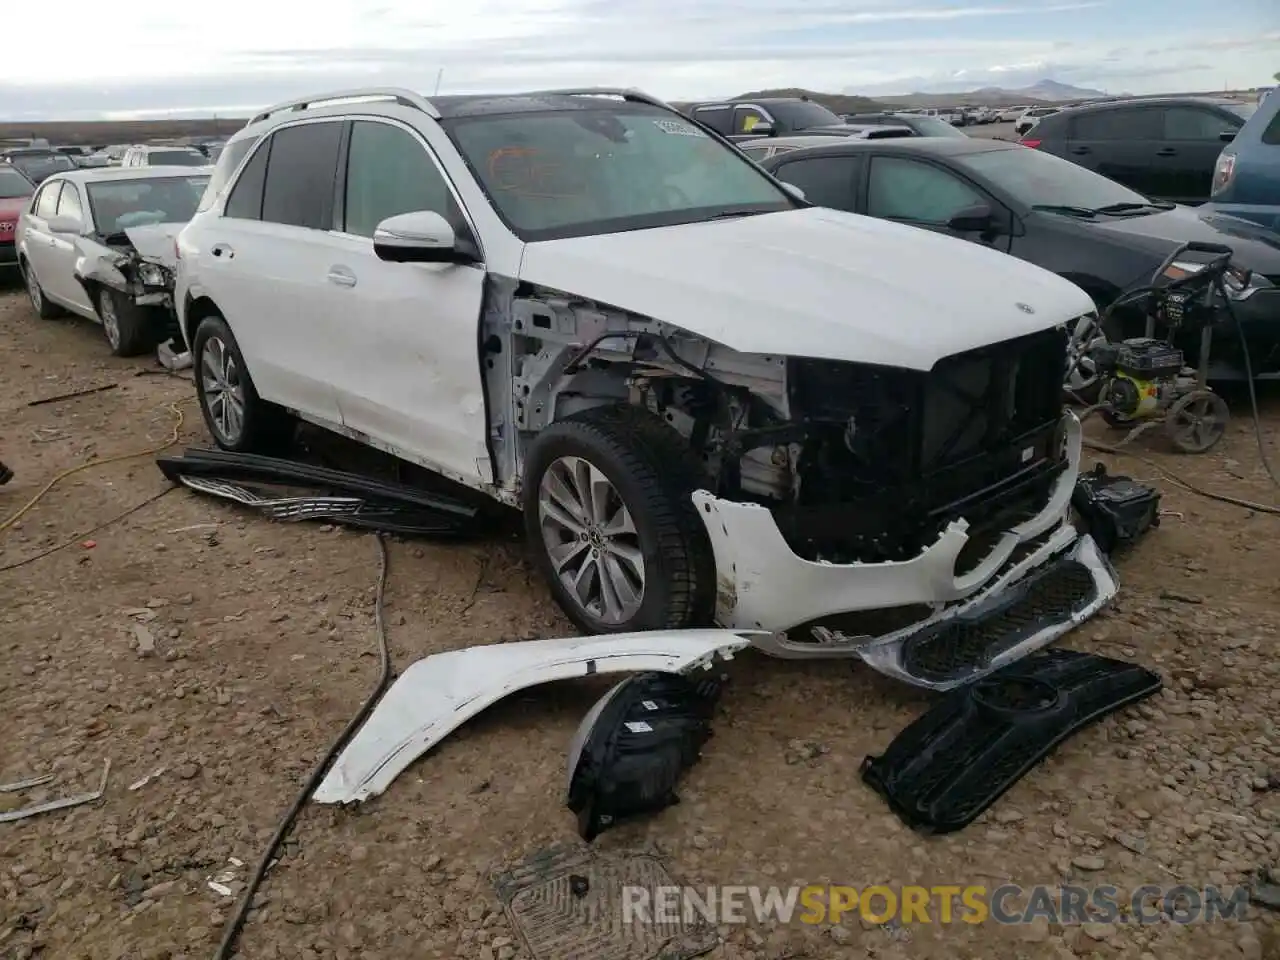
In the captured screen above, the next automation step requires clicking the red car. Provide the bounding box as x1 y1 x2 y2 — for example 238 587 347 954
0 163 35 274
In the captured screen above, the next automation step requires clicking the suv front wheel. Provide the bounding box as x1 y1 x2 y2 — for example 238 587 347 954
522 405 716 634
192 313 295 453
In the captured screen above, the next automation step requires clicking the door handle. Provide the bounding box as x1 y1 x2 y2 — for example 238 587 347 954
1155 148 1177 157
327 267 357 288
211 243 234 259
1069 146 1091 155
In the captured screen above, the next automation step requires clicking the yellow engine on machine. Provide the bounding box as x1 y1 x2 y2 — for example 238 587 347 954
1108 372 1164 418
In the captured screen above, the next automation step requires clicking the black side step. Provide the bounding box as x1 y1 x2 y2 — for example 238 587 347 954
861 649 1161 833
155 447 477 518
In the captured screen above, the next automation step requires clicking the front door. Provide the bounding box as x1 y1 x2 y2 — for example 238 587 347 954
862 154 1013 252
47 181 93 313
1063 106 1163 196
321 117 490 484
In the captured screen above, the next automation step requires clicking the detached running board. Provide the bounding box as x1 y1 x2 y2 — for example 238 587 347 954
156 447 478 533
861 649 1161 833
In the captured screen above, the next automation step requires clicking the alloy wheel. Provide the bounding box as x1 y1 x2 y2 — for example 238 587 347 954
538 455 645 625
24 266 42 313
99 290 121 350
200 335 247 445
1065 314 1107 397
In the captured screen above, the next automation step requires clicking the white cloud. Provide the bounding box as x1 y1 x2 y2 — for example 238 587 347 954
0 1 1274 118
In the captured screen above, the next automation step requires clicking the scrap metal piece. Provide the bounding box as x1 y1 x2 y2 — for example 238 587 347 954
155 447 477 519
312 631 756 805
491 842 717 960
861 650 1161 833
566 671 721 842
27 383 119 407
0 759 110 824
174 476 461 536
0 774 55 793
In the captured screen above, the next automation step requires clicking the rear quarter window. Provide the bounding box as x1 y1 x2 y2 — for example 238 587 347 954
197 134 263 213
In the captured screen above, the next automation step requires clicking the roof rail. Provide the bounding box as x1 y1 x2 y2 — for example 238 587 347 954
521 87 675 111
248 87 441 126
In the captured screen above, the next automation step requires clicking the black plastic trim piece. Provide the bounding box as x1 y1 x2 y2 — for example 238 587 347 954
156 447 477 518
862 649 1161 833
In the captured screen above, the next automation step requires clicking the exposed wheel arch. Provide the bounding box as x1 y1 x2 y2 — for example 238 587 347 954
183 294 223 350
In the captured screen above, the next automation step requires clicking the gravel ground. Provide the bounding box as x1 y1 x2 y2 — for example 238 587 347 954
1 280 1279 960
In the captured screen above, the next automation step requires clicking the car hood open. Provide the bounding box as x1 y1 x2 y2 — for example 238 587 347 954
518 207 1094 370
311 629 755 805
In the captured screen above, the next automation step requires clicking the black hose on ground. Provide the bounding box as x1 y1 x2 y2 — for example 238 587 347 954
212 532 395 960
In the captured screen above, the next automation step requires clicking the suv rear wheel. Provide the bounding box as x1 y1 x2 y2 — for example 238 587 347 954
192 314 295 453
522 405 716 634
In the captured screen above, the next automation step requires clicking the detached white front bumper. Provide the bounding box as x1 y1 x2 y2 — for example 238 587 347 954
692 413 1118 689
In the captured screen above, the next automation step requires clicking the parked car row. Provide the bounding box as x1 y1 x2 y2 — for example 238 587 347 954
10 86 1120 687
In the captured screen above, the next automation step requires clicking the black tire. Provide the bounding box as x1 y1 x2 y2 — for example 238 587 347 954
21 259 64 320
192 313 295 454
522 405 716 635
97 286 155 357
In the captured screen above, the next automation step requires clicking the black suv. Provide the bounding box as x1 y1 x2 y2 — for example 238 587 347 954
1024 97 1257 204
686 97 858 141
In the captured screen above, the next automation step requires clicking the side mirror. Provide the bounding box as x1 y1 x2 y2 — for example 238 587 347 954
947 204 996 233
747 120 775 137
779 182 807 202
1219 130 1236 142
373 210 476 264
46 214 83 235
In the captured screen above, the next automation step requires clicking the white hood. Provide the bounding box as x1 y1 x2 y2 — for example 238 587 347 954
121 222 184 268
518 207 1095 370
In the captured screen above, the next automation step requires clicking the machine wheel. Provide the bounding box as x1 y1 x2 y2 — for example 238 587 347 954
21 259 64 320
97 287 154 357
192 314 295 454
521 405 715 635
1164 390 1228 454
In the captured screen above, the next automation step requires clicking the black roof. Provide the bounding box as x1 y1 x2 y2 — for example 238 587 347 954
767 136 1019 157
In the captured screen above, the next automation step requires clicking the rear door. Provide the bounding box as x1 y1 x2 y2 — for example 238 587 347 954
861 154 1013 252
196 119 345 423
691 106 732 137
1063 106 1162 195
768 154 861 212
1156 105 1245 203
23 181 63 292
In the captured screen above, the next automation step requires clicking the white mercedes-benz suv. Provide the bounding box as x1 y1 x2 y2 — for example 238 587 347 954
174 86 1115 689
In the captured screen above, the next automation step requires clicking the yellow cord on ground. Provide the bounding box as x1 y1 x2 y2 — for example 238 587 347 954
0 399 192 535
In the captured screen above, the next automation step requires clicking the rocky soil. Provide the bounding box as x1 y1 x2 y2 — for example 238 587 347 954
1 283 1278 959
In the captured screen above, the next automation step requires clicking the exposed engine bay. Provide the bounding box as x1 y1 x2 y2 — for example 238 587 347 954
485 283 1073 569
74 223 181 311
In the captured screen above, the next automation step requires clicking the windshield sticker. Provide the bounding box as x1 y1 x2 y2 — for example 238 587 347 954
652 119 707 138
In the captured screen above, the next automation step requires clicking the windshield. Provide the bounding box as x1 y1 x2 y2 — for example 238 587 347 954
908 116 968 138
86 175 210 234
147 150 207 167
0 167 32 198
442 104 794 241
957 146 1151 210
10 153 76 179
1222 103 1257 121
769 101 844 129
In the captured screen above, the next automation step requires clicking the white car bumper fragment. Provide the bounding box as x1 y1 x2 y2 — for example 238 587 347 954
311 629 756 806
693 412 1114 687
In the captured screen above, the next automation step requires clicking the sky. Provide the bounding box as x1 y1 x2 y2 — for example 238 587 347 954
0 0 1276 120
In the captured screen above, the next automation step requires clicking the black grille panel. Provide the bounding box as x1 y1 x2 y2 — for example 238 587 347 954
780 326 1070 562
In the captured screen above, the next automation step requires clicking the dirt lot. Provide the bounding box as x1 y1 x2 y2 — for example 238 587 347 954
1 279 1279 960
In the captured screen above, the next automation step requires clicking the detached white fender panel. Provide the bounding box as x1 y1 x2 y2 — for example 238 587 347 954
312 629 756 805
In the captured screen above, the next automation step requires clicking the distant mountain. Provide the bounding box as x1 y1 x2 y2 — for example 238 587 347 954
871 79 1107 108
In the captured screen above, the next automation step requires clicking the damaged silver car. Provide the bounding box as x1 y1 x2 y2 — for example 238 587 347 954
15 167 210 356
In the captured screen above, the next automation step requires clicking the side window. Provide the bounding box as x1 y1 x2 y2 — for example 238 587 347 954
57 183 83 220
739 145 769 163
223 138 270 221
1163 107 1237 140
1263 107 1280 146
867 157 984 224
771 156 859 212
692 107 732 135
733 106 769 135
34 182 61 219
260 121 343 230
1070 108 1160 140
343 121 453 238
197 134 262 213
